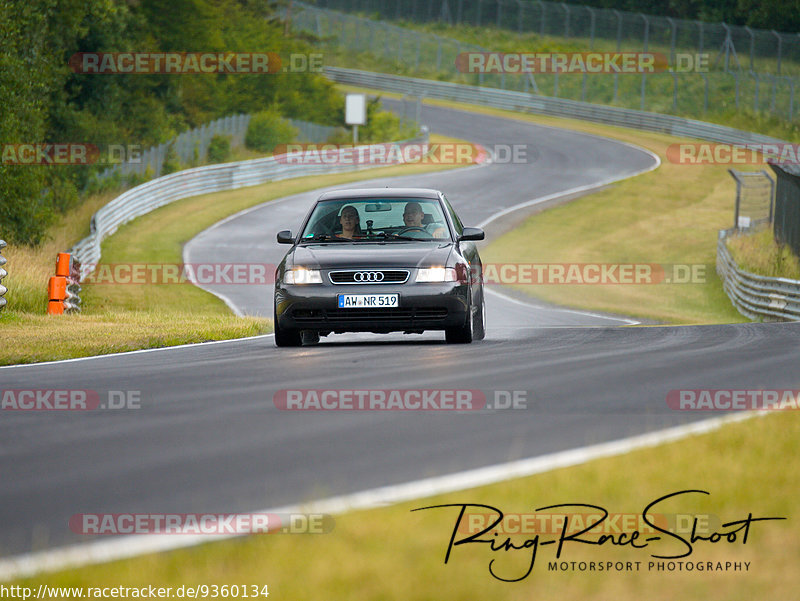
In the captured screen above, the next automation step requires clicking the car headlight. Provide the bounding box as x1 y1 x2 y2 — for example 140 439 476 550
415 267 457 283
284 268 323 285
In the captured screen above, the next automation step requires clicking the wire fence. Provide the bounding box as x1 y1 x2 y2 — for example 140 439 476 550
316 0 800 76
94 116 341 184
729 170 774 230
293 1 798 121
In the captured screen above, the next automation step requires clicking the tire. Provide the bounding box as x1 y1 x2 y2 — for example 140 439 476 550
445 300 474 344
274 302 302 347
473 288 486 341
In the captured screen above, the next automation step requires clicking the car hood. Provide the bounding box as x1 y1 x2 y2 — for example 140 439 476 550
286 242 454 269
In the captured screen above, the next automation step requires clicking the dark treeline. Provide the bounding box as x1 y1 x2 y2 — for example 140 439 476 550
0 0 344 245
565 0 800 33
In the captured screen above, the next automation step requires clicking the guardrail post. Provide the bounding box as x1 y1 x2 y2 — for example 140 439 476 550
772 30 782 75
0 240 7 311
667 17 676 67
613 10 622 102
745 26 755 72
538 1 546 35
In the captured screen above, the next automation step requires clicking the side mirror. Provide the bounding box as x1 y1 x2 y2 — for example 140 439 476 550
277 230 294 244
458 227 485 242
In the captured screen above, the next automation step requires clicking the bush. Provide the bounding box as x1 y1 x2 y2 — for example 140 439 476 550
207 134 232 164
245 112 298 153
160 142 181 176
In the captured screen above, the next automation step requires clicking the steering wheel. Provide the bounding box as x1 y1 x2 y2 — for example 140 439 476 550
397 226 430 236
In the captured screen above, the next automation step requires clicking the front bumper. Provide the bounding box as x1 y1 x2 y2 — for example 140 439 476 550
275 281 470 334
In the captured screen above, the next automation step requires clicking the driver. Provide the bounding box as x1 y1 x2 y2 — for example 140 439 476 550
403 202 446 237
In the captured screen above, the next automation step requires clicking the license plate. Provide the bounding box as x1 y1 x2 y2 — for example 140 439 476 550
338 294 399 308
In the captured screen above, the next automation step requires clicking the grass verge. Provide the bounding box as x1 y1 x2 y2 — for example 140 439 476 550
0 134 475 365
726 228 800 280
13 410 799 600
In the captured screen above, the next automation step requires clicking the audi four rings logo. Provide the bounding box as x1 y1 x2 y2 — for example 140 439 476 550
353 271 385 282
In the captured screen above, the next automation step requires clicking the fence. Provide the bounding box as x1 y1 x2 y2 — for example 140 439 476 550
315 0 800 76
94 116 340 184
717 229 800 321
292 2 798 120
69 131 428 280
729 170 774 230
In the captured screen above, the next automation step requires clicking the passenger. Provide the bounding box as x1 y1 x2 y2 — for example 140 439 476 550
337 205 363 238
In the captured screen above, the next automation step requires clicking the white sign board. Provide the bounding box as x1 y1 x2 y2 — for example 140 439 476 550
345 94 366 125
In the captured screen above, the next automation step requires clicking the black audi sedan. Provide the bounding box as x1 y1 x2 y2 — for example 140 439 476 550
273 188 485 346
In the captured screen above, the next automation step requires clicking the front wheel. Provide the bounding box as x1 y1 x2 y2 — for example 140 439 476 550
445 303 474 344
473 289 486 341
274 303 302 347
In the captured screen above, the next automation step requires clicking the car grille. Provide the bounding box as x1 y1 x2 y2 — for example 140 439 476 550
328 269 409 284
292 307 448 322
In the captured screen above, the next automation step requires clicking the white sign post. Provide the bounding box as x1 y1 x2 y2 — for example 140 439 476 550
345 94 366 145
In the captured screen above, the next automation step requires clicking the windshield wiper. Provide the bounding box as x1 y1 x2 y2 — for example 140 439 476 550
302 234 353 242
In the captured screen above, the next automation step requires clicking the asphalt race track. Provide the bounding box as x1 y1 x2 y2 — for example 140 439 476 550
2 102 799 560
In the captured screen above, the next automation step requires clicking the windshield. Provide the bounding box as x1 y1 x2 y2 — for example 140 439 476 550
299 198 451 242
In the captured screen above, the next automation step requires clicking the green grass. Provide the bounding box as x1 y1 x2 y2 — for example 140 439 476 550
726 228 800 279
13 410 800 600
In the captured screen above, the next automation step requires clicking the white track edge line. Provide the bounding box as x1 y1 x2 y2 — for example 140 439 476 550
0 410 759 581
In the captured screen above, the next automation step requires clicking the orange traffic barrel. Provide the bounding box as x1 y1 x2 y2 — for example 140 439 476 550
56 253 71 277
47 275 67 315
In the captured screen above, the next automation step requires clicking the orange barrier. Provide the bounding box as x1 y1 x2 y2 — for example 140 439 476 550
56 252 71 277
47 254 70 315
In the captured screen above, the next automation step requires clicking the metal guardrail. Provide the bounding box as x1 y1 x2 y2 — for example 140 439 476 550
324 66 792 148
69 132 429 279
0 240 6 311
717 229 800 321
94 115 340 184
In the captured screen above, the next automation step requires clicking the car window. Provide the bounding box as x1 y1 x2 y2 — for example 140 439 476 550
441 194 464 235
300 198 451 241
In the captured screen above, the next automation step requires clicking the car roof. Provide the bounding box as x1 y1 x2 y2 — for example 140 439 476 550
316 188 442 201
